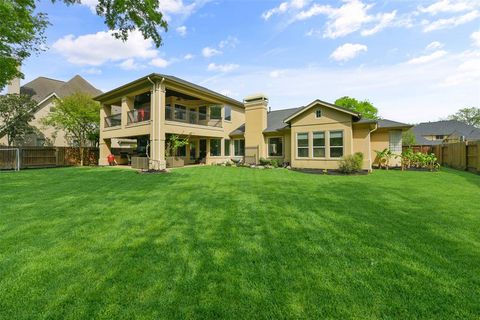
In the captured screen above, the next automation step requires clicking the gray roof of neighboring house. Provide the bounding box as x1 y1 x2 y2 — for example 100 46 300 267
413 120 480 145
20 75 102 103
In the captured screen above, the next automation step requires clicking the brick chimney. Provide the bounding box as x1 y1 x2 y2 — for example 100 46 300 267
243 93 269 163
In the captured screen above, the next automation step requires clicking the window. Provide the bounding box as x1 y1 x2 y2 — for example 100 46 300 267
210 105 222 120
297 133 309 158
435 135 444 140
330 131 343 158
224 139 231 156
313 132 325 157
389 130 402 153
199 106 207 120
225 106 232 121
175 105 186 120
165 104 172 120
176 145 186 157
268 137 283 157
190 142 196 160
315 109 322 118
234 139 245 156
210 139 221 156
189 108 197 124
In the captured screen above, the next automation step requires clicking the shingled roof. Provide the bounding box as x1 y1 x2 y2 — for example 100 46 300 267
20 75 101 103
413 120 480 145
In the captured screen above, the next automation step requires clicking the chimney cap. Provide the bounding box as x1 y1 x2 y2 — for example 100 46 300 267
243 93 268 103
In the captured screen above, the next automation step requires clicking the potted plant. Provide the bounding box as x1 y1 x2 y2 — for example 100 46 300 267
165 135 189 168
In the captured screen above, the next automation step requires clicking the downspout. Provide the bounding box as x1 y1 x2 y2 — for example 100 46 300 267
368 123 378 172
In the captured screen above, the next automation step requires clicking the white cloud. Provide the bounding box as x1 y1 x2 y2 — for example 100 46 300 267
80 0 98 12
407 50 448 64
207 63 239 72
426 41 444 51
159 0 211 19
330 43 368 61
52 30 157 66
150 58 171 68
83 67 102 75
119 59 143 70
270 70 287 78
176 25 187 36
423 10 480 32
418 0 476 15
293 0 396 39
261 0 308 20
470 30 480 47
202 47 222 58
219 36 239 49
184 53 195 60
442 51 480 85
361 10 397 36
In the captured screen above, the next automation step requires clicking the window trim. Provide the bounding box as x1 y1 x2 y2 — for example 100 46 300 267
296 132 310 159
312 131 326 158
329 130 344 159
268 136 284 157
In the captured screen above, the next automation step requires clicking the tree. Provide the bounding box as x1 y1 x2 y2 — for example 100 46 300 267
448 107 480 128
0 0 168 90
0 94 36 146
334 96 379 120
43 92 100 166
402 129 416 146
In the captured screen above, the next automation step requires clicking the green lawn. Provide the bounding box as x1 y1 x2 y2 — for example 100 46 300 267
0 166 479 319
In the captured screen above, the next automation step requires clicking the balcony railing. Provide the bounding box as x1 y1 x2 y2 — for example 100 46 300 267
104 114 121 128
127 107 151 125
165 106 222 128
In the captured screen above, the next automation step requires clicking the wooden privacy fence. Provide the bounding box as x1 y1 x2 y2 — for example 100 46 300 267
0 147 99 170
432 141 480 173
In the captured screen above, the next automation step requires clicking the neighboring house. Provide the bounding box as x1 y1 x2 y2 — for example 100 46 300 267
413 120 480 146
95 73 411 170
0 75 102 147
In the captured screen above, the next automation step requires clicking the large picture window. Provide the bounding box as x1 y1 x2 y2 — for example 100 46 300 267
234 139 245 156
268 137 283 157
210 139 221 156
297 133 309 158
224 139 231 156
190 141 196 160
313 132 325 158
225 106 232 121
330 131 344 158
175 105 186 120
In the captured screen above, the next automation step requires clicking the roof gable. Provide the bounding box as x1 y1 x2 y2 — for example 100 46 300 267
283 99 360 123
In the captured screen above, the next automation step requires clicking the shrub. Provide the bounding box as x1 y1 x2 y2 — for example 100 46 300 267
338 152 364 174
270 159 280 168
259 158 270 166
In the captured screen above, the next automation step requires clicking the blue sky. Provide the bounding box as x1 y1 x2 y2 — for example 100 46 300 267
16 0 480 123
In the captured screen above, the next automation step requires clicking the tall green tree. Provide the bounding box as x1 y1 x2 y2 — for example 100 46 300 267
334 96 379 120
0 94 36 146
448 107 480 128
402 129 416 146
43 92 100 166
0 0 168 90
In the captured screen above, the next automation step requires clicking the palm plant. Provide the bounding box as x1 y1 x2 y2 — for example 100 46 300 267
375 148 393 169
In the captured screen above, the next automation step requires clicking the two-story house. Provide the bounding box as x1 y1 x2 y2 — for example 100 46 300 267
95 73 412 170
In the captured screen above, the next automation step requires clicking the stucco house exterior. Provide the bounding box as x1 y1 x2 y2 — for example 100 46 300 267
95 73 411 170
0 75 102 147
